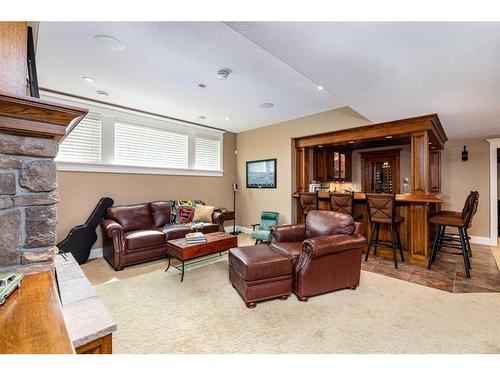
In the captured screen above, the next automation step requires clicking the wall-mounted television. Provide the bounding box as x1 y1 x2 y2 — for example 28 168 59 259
246 159 276 189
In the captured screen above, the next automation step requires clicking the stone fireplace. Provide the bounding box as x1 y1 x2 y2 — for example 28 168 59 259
0 132 60 271
0 23 87 273
0 95 86 272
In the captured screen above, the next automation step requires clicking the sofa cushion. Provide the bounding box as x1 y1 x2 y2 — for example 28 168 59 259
192 205 214 223
150 201 172 229
125 230 166 250
163 226 193 241
271 242 303 263
229 245 293 281
107 204 153 232
305 210 354 239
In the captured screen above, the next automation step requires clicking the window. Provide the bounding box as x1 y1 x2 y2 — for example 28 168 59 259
56 116 101 163
48 93 224 176
115 121 189 169
195 137 221 170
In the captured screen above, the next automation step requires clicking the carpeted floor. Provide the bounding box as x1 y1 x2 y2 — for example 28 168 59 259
82 234 500 354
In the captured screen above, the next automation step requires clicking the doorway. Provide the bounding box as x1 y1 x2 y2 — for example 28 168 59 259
488 138 500 246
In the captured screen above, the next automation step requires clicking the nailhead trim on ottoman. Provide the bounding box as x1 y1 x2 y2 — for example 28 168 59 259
228 245 293 308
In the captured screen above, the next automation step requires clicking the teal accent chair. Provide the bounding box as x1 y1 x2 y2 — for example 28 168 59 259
251 211 280 244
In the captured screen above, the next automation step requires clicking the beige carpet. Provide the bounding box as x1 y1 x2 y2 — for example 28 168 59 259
83 240 500 354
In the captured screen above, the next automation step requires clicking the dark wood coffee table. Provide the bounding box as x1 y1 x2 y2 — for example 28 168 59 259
165 232 238 282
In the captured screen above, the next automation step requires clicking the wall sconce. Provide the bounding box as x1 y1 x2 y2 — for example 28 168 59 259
461 145 468 161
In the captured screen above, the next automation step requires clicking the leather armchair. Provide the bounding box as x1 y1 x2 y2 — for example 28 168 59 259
271 210 366 301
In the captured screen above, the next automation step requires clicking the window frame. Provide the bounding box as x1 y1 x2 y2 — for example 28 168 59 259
45 93 225 177
55 113 103 164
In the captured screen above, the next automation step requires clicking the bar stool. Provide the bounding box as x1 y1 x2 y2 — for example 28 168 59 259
329 192 363 221
298 191 319 219
365 193 405 268
427 191 479 278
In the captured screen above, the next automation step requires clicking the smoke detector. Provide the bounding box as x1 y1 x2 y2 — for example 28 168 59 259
216 69 232 80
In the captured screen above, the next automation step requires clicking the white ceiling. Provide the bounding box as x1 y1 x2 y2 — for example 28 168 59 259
227 22 500 139
37 22 500 138
36 22 343 133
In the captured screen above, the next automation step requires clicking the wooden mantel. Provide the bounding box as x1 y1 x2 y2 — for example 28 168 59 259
0 92 88 142
0 22 88 141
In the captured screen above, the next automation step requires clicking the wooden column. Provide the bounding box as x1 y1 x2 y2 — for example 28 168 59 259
295 147 309 193
295 147 309 223
0 22 28 96
411 131 430 195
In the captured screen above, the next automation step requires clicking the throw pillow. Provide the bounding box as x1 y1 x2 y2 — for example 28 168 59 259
192 205 214 223
176 206 194 224
177 200 192 207
192 199 205 206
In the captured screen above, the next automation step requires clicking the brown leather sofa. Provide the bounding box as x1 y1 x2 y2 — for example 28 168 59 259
229 210 366 307
271 210 365 301
101 201 225 270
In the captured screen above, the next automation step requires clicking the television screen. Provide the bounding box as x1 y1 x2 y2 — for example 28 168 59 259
246 159 276 188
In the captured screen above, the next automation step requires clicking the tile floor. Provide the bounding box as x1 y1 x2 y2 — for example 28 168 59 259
361 243 500 293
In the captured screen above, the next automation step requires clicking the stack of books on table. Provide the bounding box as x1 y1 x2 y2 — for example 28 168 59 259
185 232 207 244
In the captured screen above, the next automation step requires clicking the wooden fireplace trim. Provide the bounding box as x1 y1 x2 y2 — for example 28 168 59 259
0 92 88 142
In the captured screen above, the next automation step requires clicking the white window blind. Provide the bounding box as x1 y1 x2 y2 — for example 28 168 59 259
195 137 221 170
114 122 188 169
56 116 102 163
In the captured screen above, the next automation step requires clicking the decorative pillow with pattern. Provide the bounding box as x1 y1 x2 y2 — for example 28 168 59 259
192 199 205 206
176 206 194 224
177 200 192 207
167 200 178 224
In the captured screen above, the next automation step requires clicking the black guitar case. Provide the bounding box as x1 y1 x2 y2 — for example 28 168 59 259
57 197 114 265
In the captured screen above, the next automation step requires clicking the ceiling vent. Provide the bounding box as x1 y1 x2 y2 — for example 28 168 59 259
216 69 231 80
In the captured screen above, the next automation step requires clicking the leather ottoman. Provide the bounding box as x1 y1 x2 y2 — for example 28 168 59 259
229 245 293 308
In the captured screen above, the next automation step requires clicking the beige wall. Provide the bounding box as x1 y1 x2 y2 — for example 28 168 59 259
235 107 371 227
56 132 236 249
441 138 490 237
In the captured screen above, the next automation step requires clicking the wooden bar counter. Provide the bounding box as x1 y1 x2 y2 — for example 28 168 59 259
292 192 443 266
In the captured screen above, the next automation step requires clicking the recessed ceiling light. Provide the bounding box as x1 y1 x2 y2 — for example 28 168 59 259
96 90 110 97
198 83 206 90
317 85 324 91
198 115 206 120
318 145 323 148
385 136 393 139
348 141 355 144
83 76 95 83
216 69 232 80
259 103 274 109
225 117 231 121
94 34 126 52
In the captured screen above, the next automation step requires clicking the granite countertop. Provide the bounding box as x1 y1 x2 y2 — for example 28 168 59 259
54 254 116 348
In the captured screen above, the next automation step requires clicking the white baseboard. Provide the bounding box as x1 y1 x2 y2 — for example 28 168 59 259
470 236 497 246
89 247 103 260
